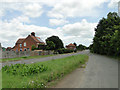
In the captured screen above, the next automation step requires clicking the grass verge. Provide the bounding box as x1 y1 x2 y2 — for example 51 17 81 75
1 55 54 62
0 70 2 89
2 54 88 88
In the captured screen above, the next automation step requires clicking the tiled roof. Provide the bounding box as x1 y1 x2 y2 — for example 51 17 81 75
16 38 25 44
30 35 44 43
67 43 75 47
15 34 44 44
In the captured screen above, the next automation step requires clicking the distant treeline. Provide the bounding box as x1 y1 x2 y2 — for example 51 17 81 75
76 44 88 51
90 12 120 56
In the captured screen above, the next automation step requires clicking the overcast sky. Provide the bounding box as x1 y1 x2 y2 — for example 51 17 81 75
0 0 119 48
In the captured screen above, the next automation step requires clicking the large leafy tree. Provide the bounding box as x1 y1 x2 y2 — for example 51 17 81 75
91 12 120 56
46 36 64 50
46 41 55 50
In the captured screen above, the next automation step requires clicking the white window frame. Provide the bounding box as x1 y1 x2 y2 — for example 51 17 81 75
24 42 26 46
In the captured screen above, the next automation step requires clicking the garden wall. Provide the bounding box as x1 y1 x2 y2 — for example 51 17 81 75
2 50 54 59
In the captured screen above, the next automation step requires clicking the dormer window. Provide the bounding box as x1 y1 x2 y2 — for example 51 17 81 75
24 42 26 46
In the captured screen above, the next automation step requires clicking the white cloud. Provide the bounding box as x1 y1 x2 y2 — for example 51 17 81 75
1 0 115 20
59 19 97 46
0 1 102 47
49 19 69 26
62 36 93 47
61 19 97 37
108 0 119 8
23 3 43 18
0 9 4 18
0 18 61 47
0 3 43 18
0 0 110 19
47 0 109 18
0 18 97 47
10 16 30 23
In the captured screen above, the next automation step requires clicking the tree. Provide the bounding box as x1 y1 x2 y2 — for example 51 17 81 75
46 41 55 50
46 36 64 50
77 44 87 51
89 44 93 52
38 44 46 50
91 12 120 56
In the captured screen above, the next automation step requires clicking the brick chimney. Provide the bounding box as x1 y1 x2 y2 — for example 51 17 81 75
31 32 35 36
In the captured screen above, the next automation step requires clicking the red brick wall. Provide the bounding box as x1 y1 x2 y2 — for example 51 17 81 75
22 35 38 51
13 35 38 51
13 35 45 51
13 43 20 51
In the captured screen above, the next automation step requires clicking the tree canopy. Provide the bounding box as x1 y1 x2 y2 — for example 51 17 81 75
46 41 55 50
90 12 120 56
45 36 64 50
77 44 87 51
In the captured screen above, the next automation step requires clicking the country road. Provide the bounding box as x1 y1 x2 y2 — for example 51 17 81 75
55 52 118 88
0 50 89 70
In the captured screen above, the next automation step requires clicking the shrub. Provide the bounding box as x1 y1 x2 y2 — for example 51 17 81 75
2 64 47 76
57 48 64 54
57 48 74 54
74 49 77 53
31 45 36 51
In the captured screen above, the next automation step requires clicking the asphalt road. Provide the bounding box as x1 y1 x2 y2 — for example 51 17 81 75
55 52 118 88
0 50 89 70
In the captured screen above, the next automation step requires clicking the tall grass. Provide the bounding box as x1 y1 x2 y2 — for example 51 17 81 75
2 54 88 88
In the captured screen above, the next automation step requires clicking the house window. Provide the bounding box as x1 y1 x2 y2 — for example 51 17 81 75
20 44 22 47
24 42 26 46
27 48 29 50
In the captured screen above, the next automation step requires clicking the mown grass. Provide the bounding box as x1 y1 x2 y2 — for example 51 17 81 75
2 54 88 88
1 55 54 62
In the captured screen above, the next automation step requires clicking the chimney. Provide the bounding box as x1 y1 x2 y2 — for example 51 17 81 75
31 32 35 36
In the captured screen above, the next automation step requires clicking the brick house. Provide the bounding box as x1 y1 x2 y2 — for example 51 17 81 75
66 43 76 50
13 32 45 51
